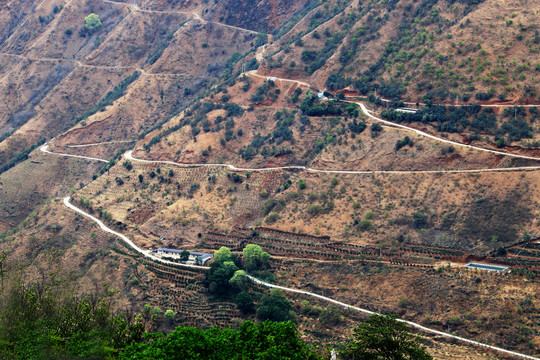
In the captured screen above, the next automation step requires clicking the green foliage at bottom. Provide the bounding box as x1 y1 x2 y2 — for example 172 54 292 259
0 282 144 360
120 321 321 360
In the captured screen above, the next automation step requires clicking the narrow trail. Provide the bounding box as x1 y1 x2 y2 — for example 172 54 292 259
101 0 259 35
63 197 209 270
67 140 136 148
247 70 312 88
247 276 538 360
0 52 206 77
59 193 538 360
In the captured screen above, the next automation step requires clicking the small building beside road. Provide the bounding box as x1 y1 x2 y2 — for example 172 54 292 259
155 248 213 265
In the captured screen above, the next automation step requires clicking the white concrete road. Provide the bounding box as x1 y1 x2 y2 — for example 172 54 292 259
63 196 210 270
40 144 109 163
125 150 540 174
39 143 540 174
355 102 540 161
60 195 539 360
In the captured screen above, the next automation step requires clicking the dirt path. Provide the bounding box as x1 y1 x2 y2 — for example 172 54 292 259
244 64 540 162
66 140 136 148
0 52 206 77
369 96 540 108
39 144 540 173
101 0 259 34
247 70 312 88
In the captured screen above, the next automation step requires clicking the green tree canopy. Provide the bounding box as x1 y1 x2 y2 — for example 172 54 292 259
0 281 144 359
213 246 232 264
120 321 321 360
84 13 102 32
205 260 239 295
180 250 190 262
256 289 294 322
164 309 175 321
229 269 249 290
243 244 270 271
235 291 255 314
341 314 433 360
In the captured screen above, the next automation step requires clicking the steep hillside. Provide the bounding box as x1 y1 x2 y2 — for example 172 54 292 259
1 0 540 358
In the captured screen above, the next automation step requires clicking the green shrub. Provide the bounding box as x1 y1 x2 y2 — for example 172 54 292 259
84 13 102 33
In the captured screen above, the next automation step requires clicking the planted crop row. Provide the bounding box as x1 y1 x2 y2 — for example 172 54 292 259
508 247 540 258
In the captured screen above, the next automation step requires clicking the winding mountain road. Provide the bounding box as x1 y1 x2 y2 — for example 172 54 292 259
125 151 540 174
242 71 540 162
63 196 209 270
40 144 540 174
60 192 538 360
354 103 540 161
247 70 312 88
29 41 540 358
370 96 540 108
0 52 209 78
40 144 108 163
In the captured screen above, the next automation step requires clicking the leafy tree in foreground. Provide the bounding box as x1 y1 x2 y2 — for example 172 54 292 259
341 314 432 360
0 281 144 360
120 321 321 360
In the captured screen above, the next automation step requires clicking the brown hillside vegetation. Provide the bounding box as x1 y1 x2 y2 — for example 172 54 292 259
0 0 539 358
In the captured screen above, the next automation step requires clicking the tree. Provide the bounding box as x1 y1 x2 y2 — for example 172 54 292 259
151 306 162 317
319 306 342 326
341 314 432 360
122 161 132 171
243 244 270 271
412 212 427 229
229 270 249 290
213 246 232 264
205 261 238 295
256 289 294 322
120 321 322 360
235 291 255 314
0 280 144 359
164 309 175 321
84 13 102 32
180 250 190 262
